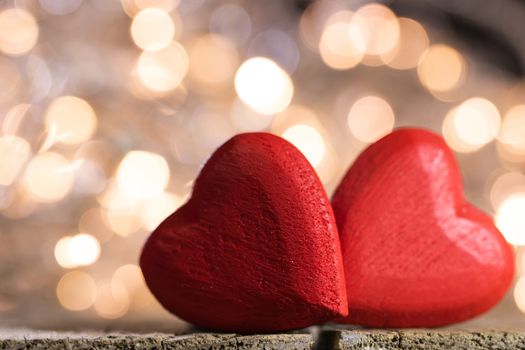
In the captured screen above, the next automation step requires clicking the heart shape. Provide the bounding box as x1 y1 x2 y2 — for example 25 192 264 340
140 132 347 332
332 128 514 327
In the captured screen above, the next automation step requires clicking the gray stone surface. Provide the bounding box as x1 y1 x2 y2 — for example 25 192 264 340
1 328 525 349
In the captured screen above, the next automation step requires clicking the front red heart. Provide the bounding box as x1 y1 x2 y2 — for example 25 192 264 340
140 132 348 332
332 128 514 327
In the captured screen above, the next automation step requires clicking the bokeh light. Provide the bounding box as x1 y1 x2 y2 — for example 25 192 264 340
319 12 363 70
234 57 294 115
54 234 101 269
490 172 525 210
22 152 74 202
0 136 31 186
136 42 189 93
188 34 239 89
418 44 465 93
121 0 179 18
230 98 274 132
282 124 326 167
140 192 183 230
496 193 525 245
56 271 97 311
381 18 429 69
131 8 175 51
117 151 170 201
94 280 130 319
442 98 500 153
45 96 97 146
209 3 251 45
112 264 144 294
350 3 399 62
515 276 525 313
499 105 525 152
347 96 395 143
0 9 38 56
39 0 83 15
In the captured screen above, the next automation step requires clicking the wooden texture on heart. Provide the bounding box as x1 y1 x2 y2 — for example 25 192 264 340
140 132 348 333
332 128 514 327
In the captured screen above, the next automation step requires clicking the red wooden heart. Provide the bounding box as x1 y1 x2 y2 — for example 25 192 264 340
332 128 514 327
140 132 348 332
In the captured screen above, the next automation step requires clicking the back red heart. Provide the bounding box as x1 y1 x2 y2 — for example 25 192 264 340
140 132 347 333
332 128 514 327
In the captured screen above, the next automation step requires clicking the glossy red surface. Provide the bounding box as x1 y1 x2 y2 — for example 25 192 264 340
332 128 514 327
140 132 347 333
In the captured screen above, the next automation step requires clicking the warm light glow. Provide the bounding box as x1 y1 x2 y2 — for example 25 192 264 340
234 57 294 115
496 193 525 245
140 192 183 230
22 152 74 202
0 9 39 56
381 18 429 69
121 0 179 17
350 4 399 58
54 233 101 268
282 125 326 167
94 280 130 319
45 96 97 145
347 96 395 143
0 136 31 186
78 208 114 243
0 58 21 103
136 42 189 92
442 98 500 153
131 8 175 51
499 105 525 152
188 34 239 88
418 45 465 92
112 264 144 293
319 13 363 70
56 271 97 311
2 103 30 136
230 98 273 132
117 150 170 200
490 172 525 210
209 3 251 45
99 181 143 236
514 276 525 313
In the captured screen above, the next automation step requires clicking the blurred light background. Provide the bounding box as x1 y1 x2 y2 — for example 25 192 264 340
1 0 525 331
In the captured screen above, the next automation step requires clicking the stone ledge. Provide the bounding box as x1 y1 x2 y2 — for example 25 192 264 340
1 328 525 349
